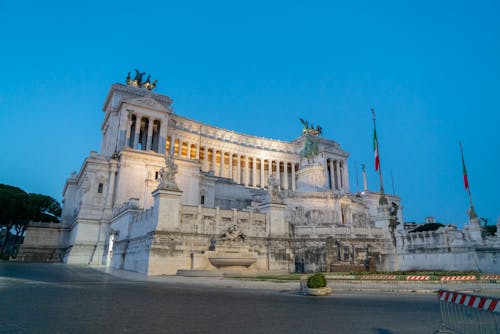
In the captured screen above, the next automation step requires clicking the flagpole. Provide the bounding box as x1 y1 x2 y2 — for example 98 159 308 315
372 108 385 195
459 141 474 211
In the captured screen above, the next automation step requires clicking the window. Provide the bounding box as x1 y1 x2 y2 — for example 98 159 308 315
201 195 205 205
98 183 104 193
155 171 159 180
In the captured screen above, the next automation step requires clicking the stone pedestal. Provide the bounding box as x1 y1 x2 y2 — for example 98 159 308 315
296 163 329 192
259 202 288 237
152 188 183 231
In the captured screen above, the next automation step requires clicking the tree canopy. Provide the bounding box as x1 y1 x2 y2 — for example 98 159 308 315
0 184 61 254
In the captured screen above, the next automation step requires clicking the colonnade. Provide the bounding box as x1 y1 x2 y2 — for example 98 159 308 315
165 136 349 192
326 158 349 192
166 136 299 190
126 114 162 152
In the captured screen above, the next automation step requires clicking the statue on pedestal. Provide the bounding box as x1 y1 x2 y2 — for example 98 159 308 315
125 69 158 91
157 157 179 191
268 175 282 203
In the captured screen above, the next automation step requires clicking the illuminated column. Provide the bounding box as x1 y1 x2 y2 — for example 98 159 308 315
236 155 241 184
146 119 154 150
252 157 257 187
329 159 335 190
211 148 216 173
260 159 265 188
186 142 191 159
220 150 224 177
203 148 208 171
196 145 200 160
283 162 288 190
244 156 249 186
229 153 233 180
276 161 281 188
169 134 176 156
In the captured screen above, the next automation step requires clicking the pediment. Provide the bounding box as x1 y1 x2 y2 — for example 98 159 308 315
123 97 167 111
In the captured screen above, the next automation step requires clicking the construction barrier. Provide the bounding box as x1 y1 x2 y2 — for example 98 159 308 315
436 289 500 333
407 275 431 281
440 276 479 292
298 274 500 292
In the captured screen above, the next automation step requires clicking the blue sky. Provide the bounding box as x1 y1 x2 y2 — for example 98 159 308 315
0 1 498 227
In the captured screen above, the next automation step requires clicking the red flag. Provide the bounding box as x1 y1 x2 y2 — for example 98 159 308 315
373 128 380 171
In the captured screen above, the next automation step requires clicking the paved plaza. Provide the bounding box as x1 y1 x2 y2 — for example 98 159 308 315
0 263 440 333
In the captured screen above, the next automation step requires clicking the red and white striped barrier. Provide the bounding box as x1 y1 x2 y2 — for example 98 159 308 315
360 275 397 280
480 275 500 280
440 275 477 281
438 290 499 313
406 275 431 281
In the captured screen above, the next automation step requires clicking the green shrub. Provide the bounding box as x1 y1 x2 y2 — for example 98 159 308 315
307 273 327 288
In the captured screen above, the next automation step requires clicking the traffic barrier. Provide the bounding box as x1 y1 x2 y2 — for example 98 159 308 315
440 276 477 281
440 276 479 292
360 275 397 280
406 275 431 281
436 289 500 333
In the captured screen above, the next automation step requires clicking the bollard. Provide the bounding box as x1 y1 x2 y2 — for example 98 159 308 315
436 289 500 333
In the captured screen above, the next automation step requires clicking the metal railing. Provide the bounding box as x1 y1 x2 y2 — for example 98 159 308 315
436 289 500 333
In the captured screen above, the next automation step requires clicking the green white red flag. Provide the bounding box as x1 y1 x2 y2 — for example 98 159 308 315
373 128 380 171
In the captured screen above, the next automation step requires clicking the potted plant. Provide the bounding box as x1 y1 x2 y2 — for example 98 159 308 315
305 273 332 296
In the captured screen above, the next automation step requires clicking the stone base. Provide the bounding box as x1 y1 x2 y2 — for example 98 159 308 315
296 164 329 192
304 287 332 296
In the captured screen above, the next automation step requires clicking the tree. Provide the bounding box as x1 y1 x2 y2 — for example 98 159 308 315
0 184 61 255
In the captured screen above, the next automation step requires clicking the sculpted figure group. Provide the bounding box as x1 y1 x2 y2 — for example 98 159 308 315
126 69 157 91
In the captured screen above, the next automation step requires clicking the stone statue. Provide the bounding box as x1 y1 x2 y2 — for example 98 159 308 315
125 69 157 90
268 175 282 202
157 157 179 190
300 134 319 162
299 118 322 136
132 69 146 86
219 225 246 242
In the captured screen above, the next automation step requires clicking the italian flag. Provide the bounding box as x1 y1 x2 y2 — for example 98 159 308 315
373 128 380 171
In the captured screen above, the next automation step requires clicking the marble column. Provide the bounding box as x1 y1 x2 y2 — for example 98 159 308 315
125 115 133 148
252 157 257 187
335 160 341 190
343 160 349 192
211 149 216 173
202 147 208 171
260 159 265 188
236 155 241 184
276 161 281 188
187 142 191 159
244 156 249 186
283 162 288 190
220 151 224 177
169 135 176 156
291 163 296 191
133 117 141 150
229 153 233 180
146 119 154 150
340 162 344 189
329 159 335 190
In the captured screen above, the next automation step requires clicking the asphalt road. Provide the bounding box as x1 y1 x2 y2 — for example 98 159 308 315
0 263 441 334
